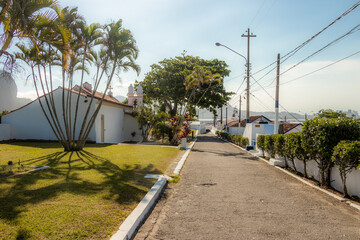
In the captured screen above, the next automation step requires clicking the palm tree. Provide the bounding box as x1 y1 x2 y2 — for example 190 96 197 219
0 0 57 56
77 20 140 147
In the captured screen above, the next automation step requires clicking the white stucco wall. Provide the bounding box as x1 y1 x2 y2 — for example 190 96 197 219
95 102 125 143
190 122 206 134
122 113 142 142
285 158 360 197
2 89 96 141
0 124 11 141
228 126 244 135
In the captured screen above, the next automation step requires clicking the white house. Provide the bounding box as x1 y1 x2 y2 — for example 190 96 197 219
0 83 143 144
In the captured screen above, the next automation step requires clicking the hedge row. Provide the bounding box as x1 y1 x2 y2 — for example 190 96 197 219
256 117 360 197
215 131 249 148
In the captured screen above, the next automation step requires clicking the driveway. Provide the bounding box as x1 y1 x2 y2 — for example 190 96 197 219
135 134 360 239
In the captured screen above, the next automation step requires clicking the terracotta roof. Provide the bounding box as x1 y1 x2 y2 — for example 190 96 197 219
281 122 303 134
72 85 132 108
224 115 272 127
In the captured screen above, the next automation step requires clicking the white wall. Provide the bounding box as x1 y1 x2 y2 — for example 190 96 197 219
2 89 96 141
285 158 360 197
95 103 125 143
0 124 11 141
228 127 244 135
122 113 142 142
190 122 206 134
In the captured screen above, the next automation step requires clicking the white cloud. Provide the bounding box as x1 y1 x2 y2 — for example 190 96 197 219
17 90 38 100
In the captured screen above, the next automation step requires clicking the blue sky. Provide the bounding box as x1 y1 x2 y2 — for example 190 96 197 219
16 0 360 114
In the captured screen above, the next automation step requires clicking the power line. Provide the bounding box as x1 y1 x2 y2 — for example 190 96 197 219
251 75 300 121
280 49 360 86
281 24 360 76
251 1 360 76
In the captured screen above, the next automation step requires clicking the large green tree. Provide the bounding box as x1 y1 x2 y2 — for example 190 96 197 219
140 53 232 117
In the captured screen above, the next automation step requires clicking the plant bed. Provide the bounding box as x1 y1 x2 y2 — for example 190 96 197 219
0 141 181 240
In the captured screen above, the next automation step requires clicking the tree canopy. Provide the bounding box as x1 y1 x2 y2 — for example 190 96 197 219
139 53 233 117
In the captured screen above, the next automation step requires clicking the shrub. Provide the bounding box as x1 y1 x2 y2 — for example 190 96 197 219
257 135 265 156
241 137 249 147
302 117 360 186
332 140 360 197
292 132 310 178
274 134 285 157
284 133 298 171
264 135 276 158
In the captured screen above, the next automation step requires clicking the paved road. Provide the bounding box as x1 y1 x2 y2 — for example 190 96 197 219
135 134 360 240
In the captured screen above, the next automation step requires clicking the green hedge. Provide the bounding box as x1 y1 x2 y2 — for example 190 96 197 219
215 131 249 148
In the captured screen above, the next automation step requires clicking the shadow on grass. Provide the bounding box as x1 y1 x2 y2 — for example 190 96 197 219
2 141 111 149
0 150 159 221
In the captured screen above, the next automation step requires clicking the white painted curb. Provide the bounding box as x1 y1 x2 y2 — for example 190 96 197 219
216 135 360 212
110 139 198 240
173 139 197 175
110 176 167 240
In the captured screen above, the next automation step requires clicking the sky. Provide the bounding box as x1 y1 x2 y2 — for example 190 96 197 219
14 0 360 115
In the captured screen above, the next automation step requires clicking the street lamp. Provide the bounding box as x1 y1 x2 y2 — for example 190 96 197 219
215 42 250 124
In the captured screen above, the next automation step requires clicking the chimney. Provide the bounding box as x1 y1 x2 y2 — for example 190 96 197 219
83 82 92 91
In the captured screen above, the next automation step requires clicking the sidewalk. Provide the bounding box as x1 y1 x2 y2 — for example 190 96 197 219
135 134 360 239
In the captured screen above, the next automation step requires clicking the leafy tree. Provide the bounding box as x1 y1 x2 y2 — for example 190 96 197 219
284 133 299 171
317 109 346 119
264 135 276 158
256 135 265 156
140 53 232 117
274 134 290 168
332 140 360 197
292 133 310 178
302 117 360 186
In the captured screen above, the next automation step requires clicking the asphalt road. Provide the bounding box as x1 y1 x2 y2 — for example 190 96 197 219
135 134 360 240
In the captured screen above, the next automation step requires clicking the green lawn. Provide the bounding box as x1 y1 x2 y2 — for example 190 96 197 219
0 142 181 240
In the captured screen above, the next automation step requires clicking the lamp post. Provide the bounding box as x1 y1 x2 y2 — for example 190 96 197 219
215 42 250 124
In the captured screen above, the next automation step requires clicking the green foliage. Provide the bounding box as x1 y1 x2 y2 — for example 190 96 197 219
140 53 233 117
0 110 8 116
317 109 347 119
274 134 285 157
241 137 249 148
302 117 360 186
256 135 265 156
264 135 276 158
284 133 298 171
332 140 360 197
135 107 170 141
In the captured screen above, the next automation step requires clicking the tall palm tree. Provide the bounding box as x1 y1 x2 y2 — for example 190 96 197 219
0 0 57 56
78 20 140 147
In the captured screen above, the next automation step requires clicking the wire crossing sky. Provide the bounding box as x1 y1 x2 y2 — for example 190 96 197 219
14 0 360 114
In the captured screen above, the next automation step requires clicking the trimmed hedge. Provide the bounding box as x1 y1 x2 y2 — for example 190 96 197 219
216 131 249 148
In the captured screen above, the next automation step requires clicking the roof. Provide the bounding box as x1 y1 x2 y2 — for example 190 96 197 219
72 85 132 108
281 122 303 134
2 86 132 116
226 115 272 127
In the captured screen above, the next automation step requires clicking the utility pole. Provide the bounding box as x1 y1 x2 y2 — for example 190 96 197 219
238 95 241 128
242 28 256 123
274 53 280 134
226 107 228 131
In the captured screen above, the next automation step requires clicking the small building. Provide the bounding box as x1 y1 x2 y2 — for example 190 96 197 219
0 83 143 143
226 115 272 135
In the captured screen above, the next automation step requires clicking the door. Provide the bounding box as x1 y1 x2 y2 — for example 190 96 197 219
101 114 105 142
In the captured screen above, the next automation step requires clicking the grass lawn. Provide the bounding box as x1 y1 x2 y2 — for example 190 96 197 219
0 142 181 240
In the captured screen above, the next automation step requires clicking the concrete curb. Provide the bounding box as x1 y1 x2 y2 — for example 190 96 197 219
110 176 167 240
217 135 360 212
173 139 197 175
110 139 197 240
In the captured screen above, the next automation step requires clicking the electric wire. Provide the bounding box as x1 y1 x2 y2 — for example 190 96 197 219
281 24 360 76
251 1 360 76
